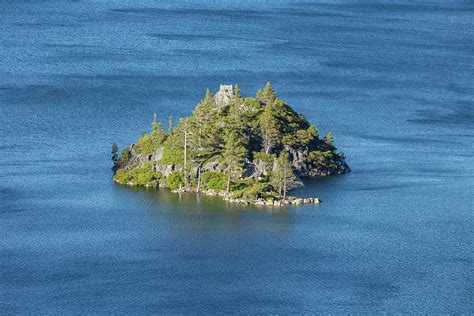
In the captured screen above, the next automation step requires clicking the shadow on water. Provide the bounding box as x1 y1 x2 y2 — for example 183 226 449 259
114 182 296 214
111 183 297 235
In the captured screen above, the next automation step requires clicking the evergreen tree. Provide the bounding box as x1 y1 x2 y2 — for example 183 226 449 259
223 131 247 193
256 89 264 102
151 113 166 145
272 151 296 201
188 89 227 190
118 148 129 165
111 143 118 167
168 115 173 134
324 132 334 145
263 82 276 103
259 101 280 154
189 88 223 157
227 96 246 134
233 84 241 98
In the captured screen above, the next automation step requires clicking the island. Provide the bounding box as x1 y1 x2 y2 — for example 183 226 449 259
112 83 350 206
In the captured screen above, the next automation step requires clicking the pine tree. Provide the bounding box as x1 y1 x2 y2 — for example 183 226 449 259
188 89 229 191
118 148 129 166
227 97 246 134
272 151 296 201
259 102 280 154
263 82 276 103
233 84 241 98
256 89 264 102
204 88 213 104
151 113 166 145
324 132 334 145
190 88 223 157
223 131 247 193
168 115 173 134
111 143 118 168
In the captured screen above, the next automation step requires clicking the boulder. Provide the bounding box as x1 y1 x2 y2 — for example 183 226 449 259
155 163 174 177
154 147 165 162
202 161 219 172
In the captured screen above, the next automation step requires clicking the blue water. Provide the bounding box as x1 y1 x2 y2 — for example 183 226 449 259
1 1 473 313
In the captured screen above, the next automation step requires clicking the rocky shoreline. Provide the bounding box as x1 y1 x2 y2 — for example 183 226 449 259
116 179 320 206
172 187 321 206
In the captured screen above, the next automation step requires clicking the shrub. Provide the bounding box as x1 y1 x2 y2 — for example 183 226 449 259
136 133 156 154
166 172 184 190
201 171 227 190
231 181 270 200
308 150 333 165
113 169 128 183
136 165 162 186
160 147 181 165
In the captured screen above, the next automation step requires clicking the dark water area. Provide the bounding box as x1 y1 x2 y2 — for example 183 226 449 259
1 0 473 313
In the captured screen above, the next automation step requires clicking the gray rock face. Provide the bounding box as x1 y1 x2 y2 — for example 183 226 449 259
202 161 225 173
214 84 233 108
154 147 164 162
154 163 174 177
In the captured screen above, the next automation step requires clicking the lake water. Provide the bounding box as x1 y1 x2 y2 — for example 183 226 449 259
1 1 473 313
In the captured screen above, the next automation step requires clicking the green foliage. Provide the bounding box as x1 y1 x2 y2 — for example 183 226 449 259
262 82 276 103
232 181 270 200
222 131 248 191
233 84 241 98
307 125 318 139
136 132 154 154
166 172 184 190
113 162 162 187
136 162 163 186
111 143 118 165
254 151 275 163
283 125 318 147
308 150 334 167
324 132 334 145
188 89 225 161
113 166 139 184
160 147 182 165
258 101 281 154
256 89 264 102
243 98 262 112
118 148 129 165
168 115 173 134
271 151 296 199
134 114 167 155
201 171 227 190
151 113 166 145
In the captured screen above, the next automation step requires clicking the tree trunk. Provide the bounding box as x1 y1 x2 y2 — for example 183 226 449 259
283 165 287 201
184 130 188 189
278 182 282 200
226 172 231 193
265 139 271 154
197 166 201 193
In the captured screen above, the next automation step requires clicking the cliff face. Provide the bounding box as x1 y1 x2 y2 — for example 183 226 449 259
113 83 350 201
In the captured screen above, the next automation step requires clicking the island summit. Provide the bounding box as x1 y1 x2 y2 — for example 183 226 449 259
112 83 350 206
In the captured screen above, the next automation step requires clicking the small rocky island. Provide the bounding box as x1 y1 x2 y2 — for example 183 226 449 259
112 83 350 206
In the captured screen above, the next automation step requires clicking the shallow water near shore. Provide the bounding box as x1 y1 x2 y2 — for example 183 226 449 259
1 0 473 313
